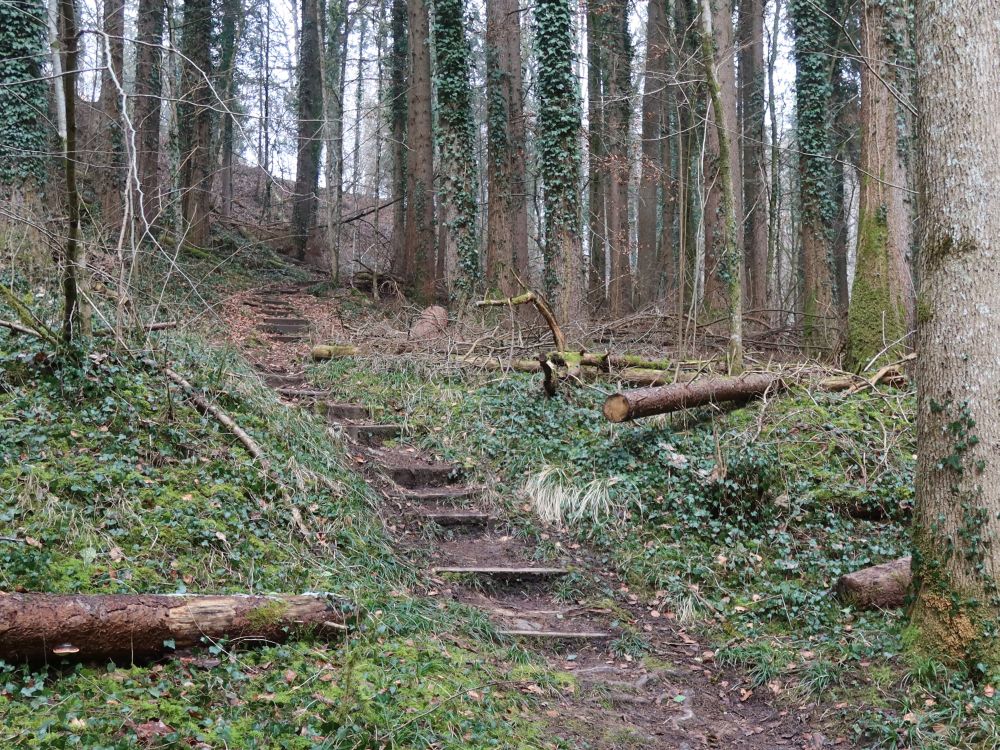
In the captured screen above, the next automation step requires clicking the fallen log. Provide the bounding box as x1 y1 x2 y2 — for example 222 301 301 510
312 344 358 360
604 373 781 422
0 592 355 663
835 556 911 610
477 292 567 352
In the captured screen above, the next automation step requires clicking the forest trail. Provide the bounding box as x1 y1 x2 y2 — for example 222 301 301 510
235 283 849 749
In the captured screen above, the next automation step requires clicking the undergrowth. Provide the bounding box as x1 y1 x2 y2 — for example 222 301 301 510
306 351 1000 749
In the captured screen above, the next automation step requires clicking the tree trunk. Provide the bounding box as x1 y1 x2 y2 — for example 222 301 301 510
321 0 348 277
536 0 586 330
98 0 125 230
846 0 908 369
737 0 767 314
215 0 241 221
699 0 742 371
178 0 213 249
909 0 1000 668
432 0 480 294
636 0 670 308
586 1 608 308
134 0 164 225
604 373 779 422
0 593 352 663
404 0 437 300
290 0 323 261
484 0 528 296
389 0 407 276
836 557 911 610
701 0 742 314
605 0 633 318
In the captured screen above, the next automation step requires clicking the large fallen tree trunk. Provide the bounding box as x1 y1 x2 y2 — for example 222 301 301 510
835 557 911 610
0 593 355 663
604 373 782 422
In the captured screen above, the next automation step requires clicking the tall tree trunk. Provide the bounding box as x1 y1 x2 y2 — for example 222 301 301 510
322 0 348 278
586 0 608 307
702 0 742 314
910 0 1000 670
389 0 407 275
134 0 164 226
403 0 437 300
536 0 585 329
738 0 767 314
290 0 323 261
788 0 838 353
766 0 782 312
484 0 528 296
215 0 240 221
605 0 633 318
636 0 670 307
432 0 480 294
178 0 213 249
98 0 125 230
846 0 908 369
699 0 741 371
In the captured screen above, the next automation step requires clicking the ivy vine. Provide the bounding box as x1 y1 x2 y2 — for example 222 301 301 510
0 0 50 184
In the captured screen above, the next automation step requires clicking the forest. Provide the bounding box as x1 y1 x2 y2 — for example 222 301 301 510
0 0 998 746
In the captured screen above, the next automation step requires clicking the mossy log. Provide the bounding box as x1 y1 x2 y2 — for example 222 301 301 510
456 355 543 373
0 593 355 663
312 344 358 360
835 557 911 610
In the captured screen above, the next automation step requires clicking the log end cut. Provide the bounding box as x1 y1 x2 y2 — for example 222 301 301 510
835 556 912 610
603 393 632 423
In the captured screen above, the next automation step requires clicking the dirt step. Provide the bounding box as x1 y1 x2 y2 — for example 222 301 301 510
432 566 568 580
379 458 462 488
394 486 484 504
417 508 492 527
498 629 612 640
317 402 372 421
260 318 311 334
343 424 402 444
277 387 333 399
269 334 305 344
263 373 307 388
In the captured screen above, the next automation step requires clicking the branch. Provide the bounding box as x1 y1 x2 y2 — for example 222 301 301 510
477 292 567 352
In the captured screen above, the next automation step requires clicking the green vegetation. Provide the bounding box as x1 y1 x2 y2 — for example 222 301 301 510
0 271 553 748
306 349 1000 748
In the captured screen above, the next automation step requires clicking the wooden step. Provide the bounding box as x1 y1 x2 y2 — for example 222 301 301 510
418 509 492 527
317 402 372 420
432 566 568 579
277 387 332 399
384 463 460 488
498 629 611 640
263 373 306 388
269 334 305 344
395 486 484 503
260 318 311 334
344 424 401 444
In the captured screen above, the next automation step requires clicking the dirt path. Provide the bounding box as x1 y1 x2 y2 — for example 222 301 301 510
237 284 849 750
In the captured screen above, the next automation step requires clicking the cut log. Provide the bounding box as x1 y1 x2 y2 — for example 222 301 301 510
835 556 911 610
312 344 358 360
604 373 781 422
0 593 355 663
409 305 449 340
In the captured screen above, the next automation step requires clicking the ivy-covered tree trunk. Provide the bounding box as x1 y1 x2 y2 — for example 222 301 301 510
586 0 608 307
403 0 438 300
290 0 323 261
636 0 670 308
432 0 480 295
788 0 838 353
702 0 743 314
737 0 767 314
389 0 407 276
846 0 908 369
178 0 214 249
98 0 125 230
536 0 585 328
699 0 741 371
133 0 164 225
0 0 49 186
909 0 1000 671
605 0 633 318
484 0 528 297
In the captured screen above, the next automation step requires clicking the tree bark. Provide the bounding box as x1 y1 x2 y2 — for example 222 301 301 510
701 0 743 313
909 0 1000 667
846 0 908 370
0 593 352 663
290 0 323 261
836 557 911 610
133 0 164 226
403 0 438 300
586 0 608 307
604 373 778 422
178 0 213 249
737 0 767 314
605 0 633 318
98 0 125 230
389 0 407 276
485 0 528 296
